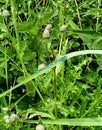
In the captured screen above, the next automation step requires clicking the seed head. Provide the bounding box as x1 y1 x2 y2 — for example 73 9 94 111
60 25 67 32
36 124 45 130
45 24 52 32
2 10 9 17
43 29 50 39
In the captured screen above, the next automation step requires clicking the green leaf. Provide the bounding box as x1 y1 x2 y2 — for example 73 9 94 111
24 118 102 126
0 50 102 98
94 87 101 101
28 109 52 119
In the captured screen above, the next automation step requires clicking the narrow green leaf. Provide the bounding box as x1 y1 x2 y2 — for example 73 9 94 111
0 50 102 98
24 118 102 126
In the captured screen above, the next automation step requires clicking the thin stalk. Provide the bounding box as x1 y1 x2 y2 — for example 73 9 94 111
70 95 102 130
96 0 100 32
75 0 82 29
9 85 12 105
1 51 102 97
10 0 55 119
11 0 19 49
11 0 31 95
4 46 8 89
59 33 63 55
81 95 102 118
27 0 31 18
53 67 57 118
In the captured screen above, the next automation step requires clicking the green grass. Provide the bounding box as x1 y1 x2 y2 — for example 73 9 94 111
0 0 102 130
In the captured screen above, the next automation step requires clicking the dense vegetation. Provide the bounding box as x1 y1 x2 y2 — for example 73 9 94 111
0 0 102 130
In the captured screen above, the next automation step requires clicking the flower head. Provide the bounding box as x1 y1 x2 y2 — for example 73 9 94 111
10 113 18 122
36 124 45 130
4 115 10 124
43 29 50 39
4 115 9 120
38 63 46 70
2 10 9 17
60 25 67 32
45 24 52 32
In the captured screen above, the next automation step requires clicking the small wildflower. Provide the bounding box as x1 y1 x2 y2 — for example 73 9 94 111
36 124 45 130
10 113 18 122
45 24 52 32
2 10 9 17
38 63 45 70
43 29 50 39
60 25 67 32
2 107 9 112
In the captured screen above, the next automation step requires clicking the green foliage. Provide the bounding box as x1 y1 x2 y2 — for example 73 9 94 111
0 0 102 130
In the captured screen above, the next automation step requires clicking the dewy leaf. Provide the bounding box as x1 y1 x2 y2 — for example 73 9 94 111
0 50 102 98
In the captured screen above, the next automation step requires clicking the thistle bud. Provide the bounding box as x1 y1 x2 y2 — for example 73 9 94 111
10 113 18 122
36 124 45 130
60 25 67 32
4 115 10 124
2 10 9 17
4 115 9 120
45 24 52 32
38 63 45 70
43 29 50 39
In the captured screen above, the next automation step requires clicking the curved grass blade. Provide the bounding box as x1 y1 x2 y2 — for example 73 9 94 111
0 50 102 98
23 118 102 126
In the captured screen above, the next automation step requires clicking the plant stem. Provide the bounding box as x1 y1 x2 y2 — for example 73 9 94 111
53 66 57 118
59 33 63 55
96 0 100 32
10 0 55 119
5 45 8 89
75 0 82 29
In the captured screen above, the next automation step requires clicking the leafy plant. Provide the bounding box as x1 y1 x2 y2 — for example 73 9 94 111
0 0 102 130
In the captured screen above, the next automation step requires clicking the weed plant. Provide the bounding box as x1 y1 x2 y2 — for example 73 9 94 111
0 0 102 130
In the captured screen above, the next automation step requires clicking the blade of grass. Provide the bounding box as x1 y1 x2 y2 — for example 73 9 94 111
24 117 102 126
0 50 102 98
4 45 8 89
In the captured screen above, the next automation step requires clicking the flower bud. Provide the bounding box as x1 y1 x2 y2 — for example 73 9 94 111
60 25 67 32
4 115 9 120
4 115 10 124
38 63 45 70
45 24 52 32
36 124 45 130
5 119 10 124
10 113 18 122
43 29 50 39
2 10 9 17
